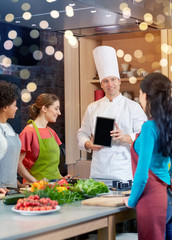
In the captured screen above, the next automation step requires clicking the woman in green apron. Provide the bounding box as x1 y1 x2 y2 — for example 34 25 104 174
18 93 70 183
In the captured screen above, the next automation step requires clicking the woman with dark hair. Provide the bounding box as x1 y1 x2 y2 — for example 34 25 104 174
0 80 21 188
18 93 70 183
124 73 172 240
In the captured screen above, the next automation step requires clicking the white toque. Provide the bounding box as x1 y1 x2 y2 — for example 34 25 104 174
93 46 120 82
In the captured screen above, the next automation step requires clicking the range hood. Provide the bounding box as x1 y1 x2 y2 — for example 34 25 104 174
0 0 171 36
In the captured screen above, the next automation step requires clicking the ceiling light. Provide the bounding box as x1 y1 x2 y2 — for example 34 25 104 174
50 10 59 18
106 14 111 17
46 0 56 2
23 12 32 20
91 10 96 13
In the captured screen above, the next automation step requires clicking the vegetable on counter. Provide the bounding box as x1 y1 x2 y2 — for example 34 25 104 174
14 195 58 211
72 179 109 197
18 179 109 205
3 194 25 205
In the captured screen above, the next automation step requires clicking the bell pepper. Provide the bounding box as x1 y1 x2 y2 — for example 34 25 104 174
57 178 69 186
57 186 68 192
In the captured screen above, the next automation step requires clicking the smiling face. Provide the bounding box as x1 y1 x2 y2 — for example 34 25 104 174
44 100 61 123
5 100 18 119
101 76 121 100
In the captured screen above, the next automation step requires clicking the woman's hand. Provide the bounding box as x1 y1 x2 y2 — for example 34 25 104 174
63 174 72 179
110 123 133 144
0 188 8 194
123 197 133 209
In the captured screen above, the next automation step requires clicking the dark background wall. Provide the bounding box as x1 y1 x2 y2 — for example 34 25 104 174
0 29 66 174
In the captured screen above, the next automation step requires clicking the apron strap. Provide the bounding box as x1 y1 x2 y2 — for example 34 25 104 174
27 119 42 141
27 119 53 140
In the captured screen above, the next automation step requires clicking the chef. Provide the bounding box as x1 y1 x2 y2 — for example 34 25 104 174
77 46 147 181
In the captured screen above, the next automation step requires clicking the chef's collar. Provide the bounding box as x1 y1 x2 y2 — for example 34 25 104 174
104 93 122 103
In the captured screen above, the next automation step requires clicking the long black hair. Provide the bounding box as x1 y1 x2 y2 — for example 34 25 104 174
140 72 172 157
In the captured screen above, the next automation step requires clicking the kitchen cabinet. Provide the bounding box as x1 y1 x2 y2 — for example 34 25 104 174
64 29 169 176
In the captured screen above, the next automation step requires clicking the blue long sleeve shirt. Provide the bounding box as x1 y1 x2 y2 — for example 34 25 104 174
128 120 171 208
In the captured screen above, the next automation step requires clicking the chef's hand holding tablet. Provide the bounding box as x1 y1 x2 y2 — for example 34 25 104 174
84 135 103 151
110 122 133 144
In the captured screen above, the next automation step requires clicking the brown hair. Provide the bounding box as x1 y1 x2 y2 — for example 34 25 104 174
29 93 60 120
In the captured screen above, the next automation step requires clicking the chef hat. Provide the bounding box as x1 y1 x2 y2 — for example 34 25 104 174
93 46 120 82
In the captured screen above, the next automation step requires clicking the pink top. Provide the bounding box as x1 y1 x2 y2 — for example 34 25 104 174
20 125 62 170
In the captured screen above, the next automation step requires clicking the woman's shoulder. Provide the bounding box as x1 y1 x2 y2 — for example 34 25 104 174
20 125 36 137
141 120 157 137
0 123 15 135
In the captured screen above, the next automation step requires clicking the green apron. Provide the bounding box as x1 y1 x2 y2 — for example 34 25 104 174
28 120 61 181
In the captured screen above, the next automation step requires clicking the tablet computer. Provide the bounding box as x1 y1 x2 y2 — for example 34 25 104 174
93 116 115 147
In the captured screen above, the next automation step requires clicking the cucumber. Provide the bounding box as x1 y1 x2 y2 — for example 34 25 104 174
3 194 25 205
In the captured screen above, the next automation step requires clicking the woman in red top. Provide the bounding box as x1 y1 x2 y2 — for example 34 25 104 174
18 93 70 183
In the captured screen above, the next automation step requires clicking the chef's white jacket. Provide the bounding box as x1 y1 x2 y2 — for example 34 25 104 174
77 94 147 181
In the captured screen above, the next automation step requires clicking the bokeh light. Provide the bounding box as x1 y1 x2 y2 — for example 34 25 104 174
144 13 153 24
159 58 168 67
119 3 128 11
48 36 58 45
33 50 43 60
39 20 49 29
23 12 32 20
137 56 146 63
5 13 14 22
117 49 124 58
156 14 165 24
139 22 148 31
27 82 37 92
124 54 132 62
152 61 160 70
20 69 30 79
145 33 154 42
68 36 78 48
21 91 32 103
13 37 22 46
122 7 131 19
65 5 74 17
129 76 137 84
4 40 13 50
50 10 59 18
8 30 17 39
64 30 73 39
2 57 12 67
45 46 55 55
54 51 63 61
21 3 31 11
30 29 39 39
134 49 143 58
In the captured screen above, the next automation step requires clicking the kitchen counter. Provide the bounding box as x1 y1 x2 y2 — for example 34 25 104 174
0 197 136 240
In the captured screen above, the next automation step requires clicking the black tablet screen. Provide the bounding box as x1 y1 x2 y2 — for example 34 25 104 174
93 117 115 147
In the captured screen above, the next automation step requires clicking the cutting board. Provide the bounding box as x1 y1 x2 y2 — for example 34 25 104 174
82 195 126 207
